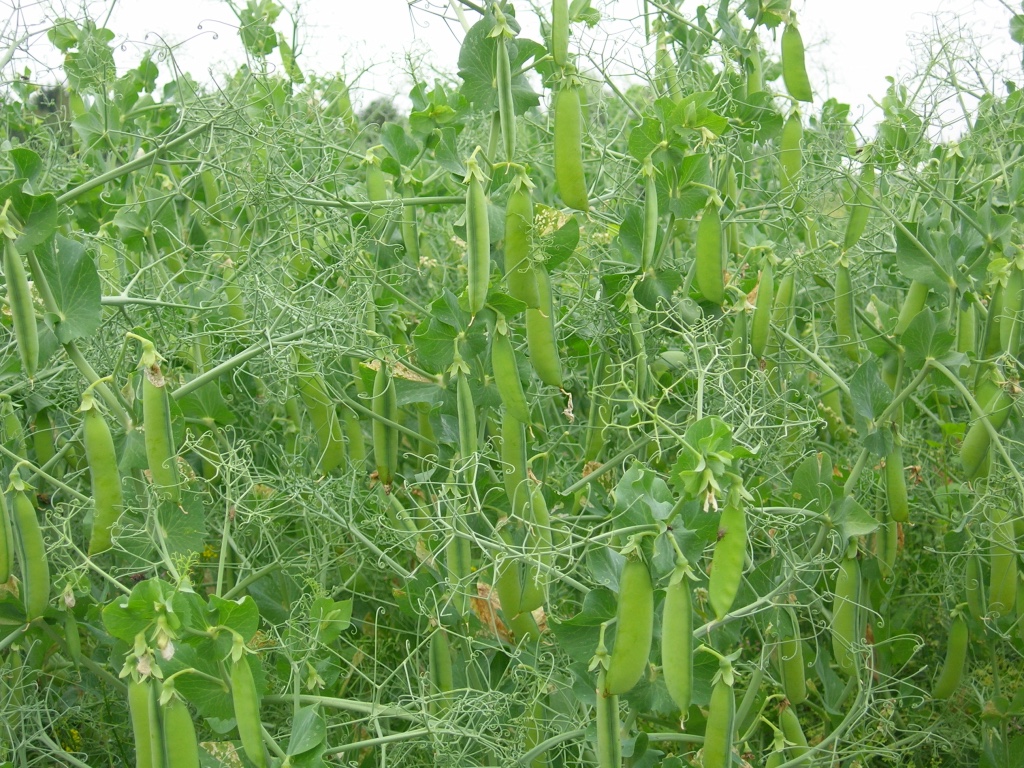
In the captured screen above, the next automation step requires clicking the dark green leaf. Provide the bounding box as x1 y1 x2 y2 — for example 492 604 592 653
894 223 955 291
35 235 102 343
834 495 878 540
903 309 954 368
287 706 327 756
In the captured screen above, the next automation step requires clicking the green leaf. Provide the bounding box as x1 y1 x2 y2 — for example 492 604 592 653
849 361 892 425
8 148 42 192
381 123 420 168
287 706 327 756
157 494 206 558
47 18 81 52
238 0 281 56
790 452 837 515
834 495 878 541
628 118 664 162
544 215 581 270
611 462 676 529
0 183 60 253
893 223 955 291
617 206 643 266
1012 15 1024 45
35 235 102 344
902 309 954 369
457 18 541 113
207 595 260 641
311 597 352 645
177 379 237 425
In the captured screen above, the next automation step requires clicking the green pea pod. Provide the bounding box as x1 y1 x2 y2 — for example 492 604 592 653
553 80 589 211
894 280 930 336
401 204 420 264
520 483 551 613
604 557 654 695
709 482 747 621
641 162 658 271
932 613 968 699
465 161 491 315
0 488 12 583
365 155 388 231
501 410 530 520
492 327 531 423
781 23 813 102
429 629 455 713
162 695 200 768
524 694 549 768
776 606 806 706
779 703 809 760
661 561 693 716
230 656 267 768
494 527 524 619
526 264 563 388
140 351 180 502
831 546 860 677
818 374 848 441
702 670 735 768
372 362 399 488
988 505 1017 617
294 351 346 474
695 201 724 305
982 282 1006 358
445 503 473 618
32 409 57 479
960 380 1014 480
745 46 764 96
835 260 861 362
456 369 477 461
504 174 541 308
552 0 569 66
63 607 81 668
1000 266 1023 354
728 307 748 385
82 393 124 555
779 112 803 196
595 668 621 768
220 260 247 324
750 261 774 359
843 164 875 251
496 33 516 161
12 479 48 620
128 679 158 768
965 553 986 622
583 351 611 464
4 239 39 379
884 441 909 524
342 406 366 466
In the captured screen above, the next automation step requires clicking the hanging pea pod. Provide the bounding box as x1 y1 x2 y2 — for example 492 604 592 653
128 677 159 768
10 467 48 620
957 300 977 356
583 351 611 464
884 429 909 524
750 258 775 359
781 22 813 102
959 370 1014 480
294 350 347 475
551 0 569 67
595 666 621 768
843 163 875 251
965 552 986 622
695 199 724 305
779 112 803 203
519 481 552 613
492 11 517 161
932 610 968 699
775 605 806 706
745 46 764 96
526 264 563 388
500 410 530 521
230 648 268 768
454 359 478 485
4 238 39 379
832 540 860 677
523 693 550 768
372 361 400 488
80 384 125 555
0 484 12 583
493 526 524 620
445 489 473 619
504 170 540 308
604 553 654 696
834 259 861 362
161 693 200 768
708 480 748 621
640 157 658 271
702 658 736 768
429 628 455 713
464 155 491 315
491 318 532 423
894 281 930 336
779 702 810 760
129 335 180 502
553 76 589 211
401 203 420 264
364 148 389 231
988 505 1017 617
999 261 1023 353
661 556 694 718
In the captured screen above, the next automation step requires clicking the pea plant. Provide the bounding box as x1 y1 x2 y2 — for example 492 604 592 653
1 0 1023 766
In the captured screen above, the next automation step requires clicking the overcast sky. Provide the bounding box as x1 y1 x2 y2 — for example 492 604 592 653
4 0 1021 127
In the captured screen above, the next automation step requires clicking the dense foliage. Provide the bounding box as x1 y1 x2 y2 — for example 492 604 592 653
2 1 1024 766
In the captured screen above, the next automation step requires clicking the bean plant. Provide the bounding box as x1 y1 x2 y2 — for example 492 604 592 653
1 1 1023 766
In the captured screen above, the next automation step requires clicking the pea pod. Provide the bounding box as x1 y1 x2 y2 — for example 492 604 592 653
661 559 693 717
884 439 909 524
429 628 454 713
779 703 809 760
779 112 803 196
445 501 473 619
551 0 569 67
500 410 530 520
988 505 1017 617
695 200 724 305
604 556 654 695
745 46 763 96
63 605 81 668
495 26 516 161
456 367 477 470
493 527 524 619
1000 265 1023 354
843 164 875 250
4 239 39 379
641 159 658 271
81 390 124 555
32 408 57 479
702 663 735 768
965 552 986 622
526 264 563 388
465 158 491 315
781 22 813 102
583 351 611 463
128 678 159 768
401 204 420 264
504 172 540 308
230 654 267 768
957 301 977 356
894 281 930 336
372 362 399 488
524 694 549 768
595 668 621 768
553 78 589 211
0 488 11 583
776 606 806 706
132 337 180 502
364 151 388 231
960 375 1014 480
932 612 968 699
835 259 861 362
519 482 551 613
492 323 531 423
709 482 747 621
831 543 860 677
750 261 774 359
11 472 48 620
162 694 200 768
294 351 346 474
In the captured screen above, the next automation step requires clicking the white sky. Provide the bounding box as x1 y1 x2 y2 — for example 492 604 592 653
3 0 1022 128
